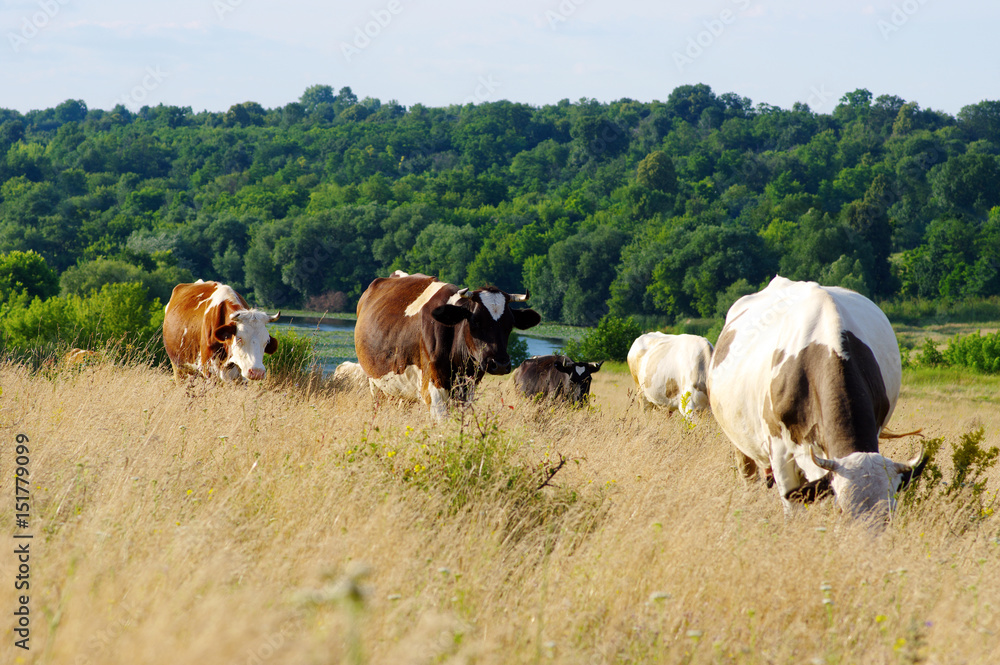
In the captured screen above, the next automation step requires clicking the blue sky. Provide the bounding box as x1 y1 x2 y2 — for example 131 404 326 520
1 0 997 115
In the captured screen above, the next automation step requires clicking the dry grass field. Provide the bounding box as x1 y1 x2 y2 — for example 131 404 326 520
1 360 998 665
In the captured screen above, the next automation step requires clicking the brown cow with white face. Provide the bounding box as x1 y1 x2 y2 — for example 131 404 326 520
163 280 279 382
354 271 541 419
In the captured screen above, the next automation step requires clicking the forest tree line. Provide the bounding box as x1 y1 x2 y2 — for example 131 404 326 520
2 83 1000 333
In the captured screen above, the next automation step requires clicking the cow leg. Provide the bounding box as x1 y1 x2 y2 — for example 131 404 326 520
171 362 191 385
736 451 758 481
770 451 807 516
427 386 449 421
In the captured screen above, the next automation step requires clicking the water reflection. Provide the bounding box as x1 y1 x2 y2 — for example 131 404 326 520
272 318 565 375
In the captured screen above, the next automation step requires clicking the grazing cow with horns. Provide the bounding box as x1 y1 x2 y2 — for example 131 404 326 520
708 276 926 523
163 280 279 382
354 271 541 419
513 355 602 404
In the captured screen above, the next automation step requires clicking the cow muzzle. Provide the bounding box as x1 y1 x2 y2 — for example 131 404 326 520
246 367 267 381
486 358 512 375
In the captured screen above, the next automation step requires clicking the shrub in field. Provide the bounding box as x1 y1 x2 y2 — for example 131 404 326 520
264 328 315 381
943 330 1000 373
351 407 592 540
901 428 999 528
563 314 642 362
915 338 946 367
899 343 913 370
0 281 164 365
304 290 348 313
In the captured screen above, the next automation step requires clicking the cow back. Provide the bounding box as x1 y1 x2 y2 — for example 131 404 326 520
709 276 900 463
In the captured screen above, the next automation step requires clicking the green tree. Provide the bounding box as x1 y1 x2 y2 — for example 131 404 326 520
636 150 677 194
0 250 59 303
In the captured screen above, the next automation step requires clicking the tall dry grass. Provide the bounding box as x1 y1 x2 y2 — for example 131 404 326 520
1 361 998 664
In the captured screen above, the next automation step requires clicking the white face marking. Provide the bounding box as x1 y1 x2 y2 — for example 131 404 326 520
405 282 448 317
478 291 506 321
223 309 273 380
575 366 585 375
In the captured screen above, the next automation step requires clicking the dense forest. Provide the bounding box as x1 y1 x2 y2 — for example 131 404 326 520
1 84 999 338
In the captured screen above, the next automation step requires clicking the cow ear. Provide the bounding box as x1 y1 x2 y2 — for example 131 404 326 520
589 361 604 373
554 361 575 374
511 308 541 330
784 476 833 504
431 304 473 326
265 335 278 355
214 323 237 342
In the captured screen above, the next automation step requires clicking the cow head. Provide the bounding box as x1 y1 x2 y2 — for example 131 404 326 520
555 358 603 403
214 310 280 381
430 287 540 376
799 446 928 522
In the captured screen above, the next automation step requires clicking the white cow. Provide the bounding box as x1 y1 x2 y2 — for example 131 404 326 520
331 361 370 394
628 333 713 419
708 276 926 521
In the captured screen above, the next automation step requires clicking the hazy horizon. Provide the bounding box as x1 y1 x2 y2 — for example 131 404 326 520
2 0 997 116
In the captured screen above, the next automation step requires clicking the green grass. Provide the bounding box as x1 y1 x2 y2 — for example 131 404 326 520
901 366 1000 403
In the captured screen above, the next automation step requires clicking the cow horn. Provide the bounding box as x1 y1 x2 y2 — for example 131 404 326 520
269 311 281 322
509 291 529 302
895 444 929 490
810 446 841 474
456 288 470 298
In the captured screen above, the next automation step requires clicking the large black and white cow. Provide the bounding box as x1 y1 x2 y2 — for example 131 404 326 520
512 355 602 404
708 276 926 521
163 280 279 382
628 332 713 419
354 271 541 419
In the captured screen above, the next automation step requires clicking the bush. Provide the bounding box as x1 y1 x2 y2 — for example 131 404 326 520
562 314 642 362
902 428 999 529
264 328 315 381
944 330 1000 373
304 290 348 313
915 338 946 367
0 282 164 365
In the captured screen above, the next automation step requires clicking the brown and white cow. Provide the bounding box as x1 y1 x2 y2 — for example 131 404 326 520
628 332 713 420
354 271 541 419
708 276 926 522
63 348 100 366
513 355 602 404
163 280 279 382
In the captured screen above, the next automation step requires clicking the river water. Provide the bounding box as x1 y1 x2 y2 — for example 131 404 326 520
272 318 566 375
